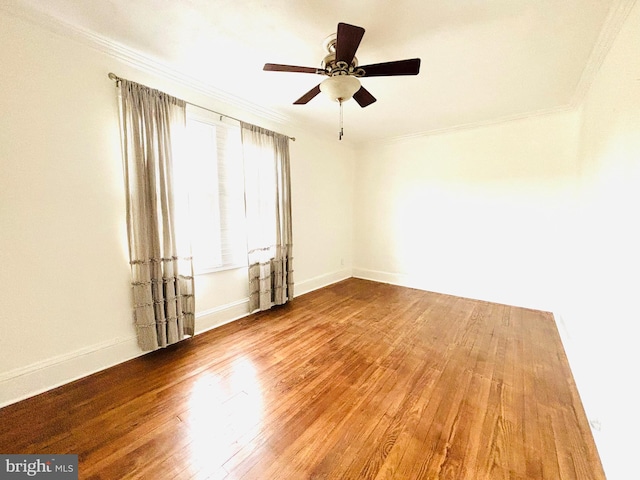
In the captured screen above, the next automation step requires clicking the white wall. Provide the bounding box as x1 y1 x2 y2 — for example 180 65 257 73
559 1 640 478
0 10 355 406
0 11 134 403
290 134 355 294
353 110 581 311
352 3 640 476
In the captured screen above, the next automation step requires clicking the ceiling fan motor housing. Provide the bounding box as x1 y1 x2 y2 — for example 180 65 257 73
322 55 364 77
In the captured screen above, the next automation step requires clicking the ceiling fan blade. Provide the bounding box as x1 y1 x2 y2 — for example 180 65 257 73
335 22 365 64
293 84 322 104
359 58 421 77
353 86 377 108
264 63 322 74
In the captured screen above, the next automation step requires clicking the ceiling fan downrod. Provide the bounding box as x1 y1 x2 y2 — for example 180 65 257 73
339 99 344 140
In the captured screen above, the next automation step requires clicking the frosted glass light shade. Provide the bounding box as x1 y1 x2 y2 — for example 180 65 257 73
320 75 361 102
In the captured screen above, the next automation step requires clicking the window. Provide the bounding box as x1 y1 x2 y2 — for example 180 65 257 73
178 106 247 273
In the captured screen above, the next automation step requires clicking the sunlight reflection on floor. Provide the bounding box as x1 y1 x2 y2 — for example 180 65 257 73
185 356 264 477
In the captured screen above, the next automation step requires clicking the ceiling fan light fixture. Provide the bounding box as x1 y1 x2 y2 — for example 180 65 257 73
319 75 361 102
264 22 421 139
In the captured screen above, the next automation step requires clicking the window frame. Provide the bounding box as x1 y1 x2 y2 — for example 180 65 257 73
182 106 248 276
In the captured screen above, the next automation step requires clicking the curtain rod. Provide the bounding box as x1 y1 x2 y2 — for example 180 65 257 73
108 72 295 141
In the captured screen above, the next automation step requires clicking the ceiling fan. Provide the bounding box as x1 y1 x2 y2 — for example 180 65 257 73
263 22 421 138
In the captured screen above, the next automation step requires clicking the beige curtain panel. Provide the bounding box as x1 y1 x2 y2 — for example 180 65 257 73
117 79 195 350
241 123 294 313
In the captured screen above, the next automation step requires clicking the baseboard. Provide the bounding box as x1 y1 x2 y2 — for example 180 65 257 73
0 336 141 408
353 267 489 300
0 273 354 409
0 298 253 409
353 267 404 285
354 268 450 301
353 267 554 312
294 268 353 297
194 298 251 335
550 310 603 436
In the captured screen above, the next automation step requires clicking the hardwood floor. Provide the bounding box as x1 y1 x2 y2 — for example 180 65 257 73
0 278 604 479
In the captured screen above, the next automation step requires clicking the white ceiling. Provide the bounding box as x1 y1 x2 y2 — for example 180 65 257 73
5 0 625 144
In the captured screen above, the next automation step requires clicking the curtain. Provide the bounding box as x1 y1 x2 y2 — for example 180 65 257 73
240 123 294 313
118 79 195 350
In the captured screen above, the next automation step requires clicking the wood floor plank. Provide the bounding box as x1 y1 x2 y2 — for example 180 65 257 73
0 278 605 479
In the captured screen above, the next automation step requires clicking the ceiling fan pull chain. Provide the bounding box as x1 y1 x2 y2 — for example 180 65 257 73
339 99 344 140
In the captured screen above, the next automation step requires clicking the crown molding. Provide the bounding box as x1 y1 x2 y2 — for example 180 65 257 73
3 0 635 147
368 0 638 147
369 103 577 146
571 0 637 107
1 2 293 128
